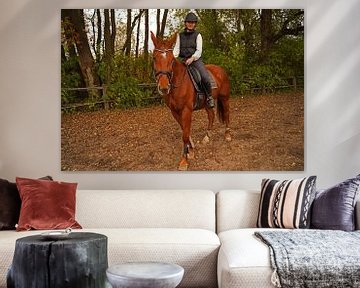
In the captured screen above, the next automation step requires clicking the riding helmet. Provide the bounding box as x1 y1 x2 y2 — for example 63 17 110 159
184 12 198 23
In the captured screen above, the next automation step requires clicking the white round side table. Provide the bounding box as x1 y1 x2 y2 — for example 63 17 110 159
106 262 184 288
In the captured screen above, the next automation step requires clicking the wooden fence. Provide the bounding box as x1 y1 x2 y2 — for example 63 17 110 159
243 76 304 94
61 76 303 112
61 86 110 110
61 83 159 111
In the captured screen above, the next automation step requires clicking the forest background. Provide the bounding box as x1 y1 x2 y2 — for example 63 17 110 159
61 9 304 110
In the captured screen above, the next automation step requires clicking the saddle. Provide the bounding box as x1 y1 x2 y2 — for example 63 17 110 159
187 66 217 110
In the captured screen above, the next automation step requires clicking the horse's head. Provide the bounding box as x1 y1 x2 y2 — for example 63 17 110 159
150 31 177 95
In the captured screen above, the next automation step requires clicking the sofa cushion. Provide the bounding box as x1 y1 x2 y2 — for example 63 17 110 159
76 190 216 231
311 174 360 231
216 190 260 233
16 177 82 231
257 176 317 229
217 228 276 288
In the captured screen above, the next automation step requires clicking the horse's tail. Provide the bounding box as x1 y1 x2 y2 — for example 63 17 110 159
217 98 226 124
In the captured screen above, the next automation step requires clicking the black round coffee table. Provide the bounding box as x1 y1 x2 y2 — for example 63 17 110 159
7 232 108 288
106 262 184 288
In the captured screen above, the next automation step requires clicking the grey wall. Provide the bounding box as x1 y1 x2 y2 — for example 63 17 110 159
1 0 359 190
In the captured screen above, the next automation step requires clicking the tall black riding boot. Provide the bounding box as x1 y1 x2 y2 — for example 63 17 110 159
204 82 215 108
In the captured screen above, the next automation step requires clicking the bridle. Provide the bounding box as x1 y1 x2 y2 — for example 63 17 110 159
153 48 175 86
153 48 188 92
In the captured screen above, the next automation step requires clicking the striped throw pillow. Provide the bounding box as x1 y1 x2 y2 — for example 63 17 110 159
257 176 317 229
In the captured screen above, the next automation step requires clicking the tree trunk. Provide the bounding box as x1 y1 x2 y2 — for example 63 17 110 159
122 10 144 55
260 9 273 62
135 13 141 57
125 9 132 56
61 9 86 97
67 9 100 99
111 9 116 54
159 9 168 38
104 10 116 78
156 9 161 37
144 9 149 61
96 9 102 63
104 9 112 84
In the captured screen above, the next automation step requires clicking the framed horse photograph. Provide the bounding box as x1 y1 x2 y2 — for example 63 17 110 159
61 9 304 171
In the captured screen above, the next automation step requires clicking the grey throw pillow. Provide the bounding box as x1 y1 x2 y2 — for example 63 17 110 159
311 174 360 231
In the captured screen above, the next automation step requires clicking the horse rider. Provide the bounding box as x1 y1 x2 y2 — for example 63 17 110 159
173 12 215 109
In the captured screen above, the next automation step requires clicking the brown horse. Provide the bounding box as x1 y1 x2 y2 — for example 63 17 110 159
151 32 231 170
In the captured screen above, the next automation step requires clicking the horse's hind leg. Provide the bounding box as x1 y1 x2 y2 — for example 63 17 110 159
216 79 232 141
202 107 215 144
222 97 231 142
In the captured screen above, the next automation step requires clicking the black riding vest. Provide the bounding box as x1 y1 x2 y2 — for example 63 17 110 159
179 30 199 59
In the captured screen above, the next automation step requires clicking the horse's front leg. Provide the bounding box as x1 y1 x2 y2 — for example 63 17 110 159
171 109 194 161
178 109 193 171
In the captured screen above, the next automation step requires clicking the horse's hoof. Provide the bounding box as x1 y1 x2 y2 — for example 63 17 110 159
178 157 189 171
178 163 189 171
225 134 232 142
225 129 232 142
202 135 210 144
187 150 195 160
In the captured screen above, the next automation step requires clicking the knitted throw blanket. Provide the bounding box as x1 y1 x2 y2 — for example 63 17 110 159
254 230 360 288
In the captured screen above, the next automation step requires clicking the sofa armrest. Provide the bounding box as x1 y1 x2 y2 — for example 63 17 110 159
356 200 360 230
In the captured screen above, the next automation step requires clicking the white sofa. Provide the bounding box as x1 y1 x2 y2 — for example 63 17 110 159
1 189 359 288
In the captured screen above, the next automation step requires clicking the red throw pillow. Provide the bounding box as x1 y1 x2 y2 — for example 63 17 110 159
0 176 53 230
16 177 82 231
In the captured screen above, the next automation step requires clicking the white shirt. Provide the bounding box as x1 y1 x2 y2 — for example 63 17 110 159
173 33 203 60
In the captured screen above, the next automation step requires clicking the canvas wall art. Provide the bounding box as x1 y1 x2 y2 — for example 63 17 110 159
61 9 304 171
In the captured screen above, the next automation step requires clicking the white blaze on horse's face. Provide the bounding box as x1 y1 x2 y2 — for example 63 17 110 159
153 48 174 96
